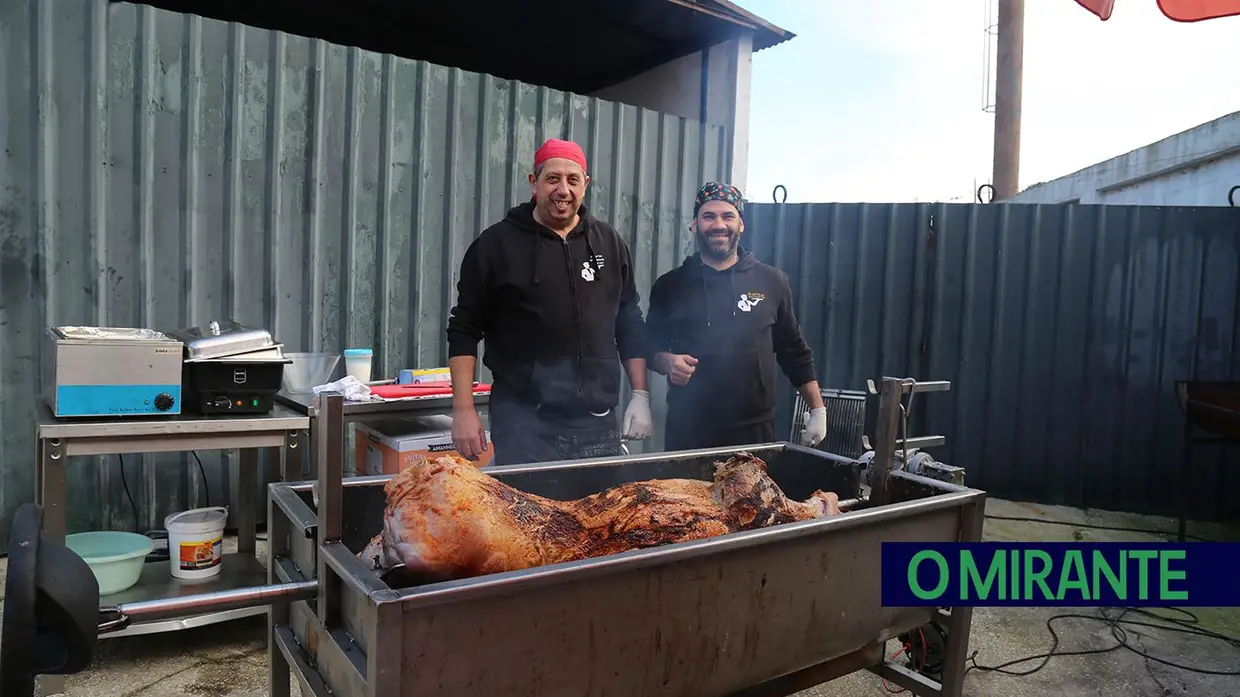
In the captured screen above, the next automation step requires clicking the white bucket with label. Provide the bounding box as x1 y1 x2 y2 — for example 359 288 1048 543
164 506 228 580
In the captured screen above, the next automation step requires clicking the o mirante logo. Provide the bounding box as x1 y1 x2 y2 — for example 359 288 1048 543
881 542 1240 607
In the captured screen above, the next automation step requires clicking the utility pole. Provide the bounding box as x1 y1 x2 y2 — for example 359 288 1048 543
991 0 1025 200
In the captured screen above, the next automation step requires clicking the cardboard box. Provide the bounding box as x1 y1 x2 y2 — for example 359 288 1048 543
354 415 493 475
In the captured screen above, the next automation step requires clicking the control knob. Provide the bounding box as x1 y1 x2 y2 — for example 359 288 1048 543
154 393 175 412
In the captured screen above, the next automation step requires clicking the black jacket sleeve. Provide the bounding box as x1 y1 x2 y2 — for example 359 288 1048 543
446 236 493 358
614 236 648 363
772 270 818 388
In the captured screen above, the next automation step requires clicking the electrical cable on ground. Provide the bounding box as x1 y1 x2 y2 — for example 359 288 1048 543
958 516 1238 687
983 513 1223 543
963 607 1240 679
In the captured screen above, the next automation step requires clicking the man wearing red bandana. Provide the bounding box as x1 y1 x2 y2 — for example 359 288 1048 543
645 181 828 451
446 139 652 465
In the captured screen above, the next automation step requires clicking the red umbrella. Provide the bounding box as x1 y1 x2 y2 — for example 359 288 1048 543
1074 0 1240 21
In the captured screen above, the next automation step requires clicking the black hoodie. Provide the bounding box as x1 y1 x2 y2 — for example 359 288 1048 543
645 247 817 430
446 201 646 415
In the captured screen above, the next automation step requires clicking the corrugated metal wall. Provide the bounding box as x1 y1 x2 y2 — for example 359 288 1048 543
0 0 728 547
746 201 1240 521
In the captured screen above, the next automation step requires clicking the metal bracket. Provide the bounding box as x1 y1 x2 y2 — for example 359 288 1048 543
862 377 951 454
861 434 946 451
921 461 966 487
864 377 954 506
865 378 951 395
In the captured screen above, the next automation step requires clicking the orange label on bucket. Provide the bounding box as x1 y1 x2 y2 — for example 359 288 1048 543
178 537 223 571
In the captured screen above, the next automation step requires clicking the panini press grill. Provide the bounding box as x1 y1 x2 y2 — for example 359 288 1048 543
164 320 292 416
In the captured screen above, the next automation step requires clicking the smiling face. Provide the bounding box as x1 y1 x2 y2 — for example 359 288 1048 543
692 199 744 261
529 158 589 231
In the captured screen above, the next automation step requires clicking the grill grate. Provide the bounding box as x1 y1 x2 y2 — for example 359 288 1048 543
790 388 868 459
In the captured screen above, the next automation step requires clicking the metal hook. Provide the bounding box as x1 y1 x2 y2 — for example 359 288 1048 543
976 184 994 204
772 185 788 204
1228 185 1238 208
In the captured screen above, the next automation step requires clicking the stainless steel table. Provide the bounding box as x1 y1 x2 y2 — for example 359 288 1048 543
274 389 490 481
34 404 308 646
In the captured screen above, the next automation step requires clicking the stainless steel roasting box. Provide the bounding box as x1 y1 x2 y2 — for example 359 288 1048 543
266 431 987 697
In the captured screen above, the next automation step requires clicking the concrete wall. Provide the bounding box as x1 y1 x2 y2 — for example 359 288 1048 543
1008 110 1240 206
591 35 753 191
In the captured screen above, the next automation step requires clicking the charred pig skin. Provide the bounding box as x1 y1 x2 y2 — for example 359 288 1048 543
359 451 841 581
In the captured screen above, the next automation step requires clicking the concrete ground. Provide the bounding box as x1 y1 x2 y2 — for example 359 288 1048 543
4 498 1238 697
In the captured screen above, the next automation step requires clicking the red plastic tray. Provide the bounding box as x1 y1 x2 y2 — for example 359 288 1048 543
369 382 491 400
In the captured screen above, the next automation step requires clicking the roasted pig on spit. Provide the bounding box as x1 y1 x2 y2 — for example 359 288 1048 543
358 451 841 580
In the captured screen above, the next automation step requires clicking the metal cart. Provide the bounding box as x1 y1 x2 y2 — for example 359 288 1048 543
6 377 986 697
31 402 308 695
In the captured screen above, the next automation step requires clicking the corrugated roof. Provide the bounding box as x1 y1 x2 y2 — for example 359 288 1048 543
113 0 795 93
686 0 797 51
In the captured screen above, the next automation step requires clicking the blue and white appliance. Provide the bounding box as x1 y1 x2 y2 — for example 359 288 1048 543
44 326 184 418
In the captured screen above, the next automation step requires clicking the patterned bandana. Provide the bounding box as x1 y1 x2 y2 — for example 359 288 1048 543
693 181 744 217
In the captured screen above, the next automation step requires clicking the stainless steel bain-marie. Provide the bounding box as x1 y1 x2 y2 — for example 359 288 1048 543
43 326 185 417
265 386 986 697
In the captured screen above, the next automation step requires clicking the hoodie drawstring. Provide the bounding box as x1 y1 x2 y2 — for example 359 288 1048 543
533 219 599 286
729 271 738 317
583 230 599 278
701 275 711 328
699 259 740 328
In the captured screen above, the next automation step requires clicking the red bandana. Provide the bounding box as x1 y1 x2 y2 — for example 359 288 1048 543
534 139 588 173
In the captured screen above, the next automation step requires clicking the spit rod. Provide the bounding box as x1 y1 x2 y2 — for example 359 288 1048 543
98 580 318 633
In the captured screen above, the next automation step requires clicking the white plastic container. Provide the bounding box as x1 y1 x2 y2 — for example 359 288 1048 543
343 348 373 383
164 506 228 580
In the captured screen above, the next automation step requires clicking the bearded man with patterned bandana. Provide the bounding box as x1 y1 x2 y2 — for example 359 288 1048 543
645 182 828 451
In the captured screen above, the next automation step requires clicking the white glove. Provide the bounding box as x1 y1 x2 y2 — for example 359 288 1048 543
623 390 653 439
802 407 828 447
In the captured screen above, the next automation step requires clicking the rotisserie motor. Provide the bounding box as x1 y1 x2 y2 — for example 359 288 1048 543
359 451 841 580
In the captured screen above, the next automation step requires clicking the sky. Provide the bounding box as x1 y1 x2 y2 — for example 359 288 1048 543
731 0 1240 203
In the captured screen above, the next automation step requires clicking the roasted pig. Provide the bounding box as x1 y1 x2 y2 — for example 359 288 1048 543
359 451 841 580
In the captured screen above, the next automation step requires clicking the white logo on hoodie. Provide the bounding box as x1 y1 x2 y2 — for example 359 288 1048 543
737 293 763 312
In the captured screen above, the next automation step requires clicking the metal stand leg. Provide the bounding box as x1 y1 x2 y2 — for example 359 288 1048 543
35 436 44 505
316 392 344 627
236 448 258 555
303 416 314 476
264 445 283 495
278 430 303 482
869 379 903 506
866 376 974 696
1178 416 1193 542
267 469 292 697
36 437 68 697
936 497 986 696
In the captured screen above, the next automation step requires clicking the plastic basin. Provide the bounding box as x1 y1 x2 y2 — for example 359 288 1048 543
282 352 341 394
64 531 154 595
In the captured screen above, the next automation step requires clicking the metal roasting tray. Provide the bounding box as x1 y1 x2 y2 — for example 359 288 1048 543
266 426 987 697
52 326 176 342
165 320 277 361
0 378 981 697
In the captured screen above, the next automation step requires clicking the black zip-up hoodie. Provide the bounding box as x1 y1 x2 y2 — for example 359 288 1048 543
446 201 646 415
645 247 818 431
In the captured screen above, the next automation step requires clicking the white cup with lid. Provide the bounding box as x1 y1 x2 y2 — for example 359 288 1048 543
343 348 373 384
